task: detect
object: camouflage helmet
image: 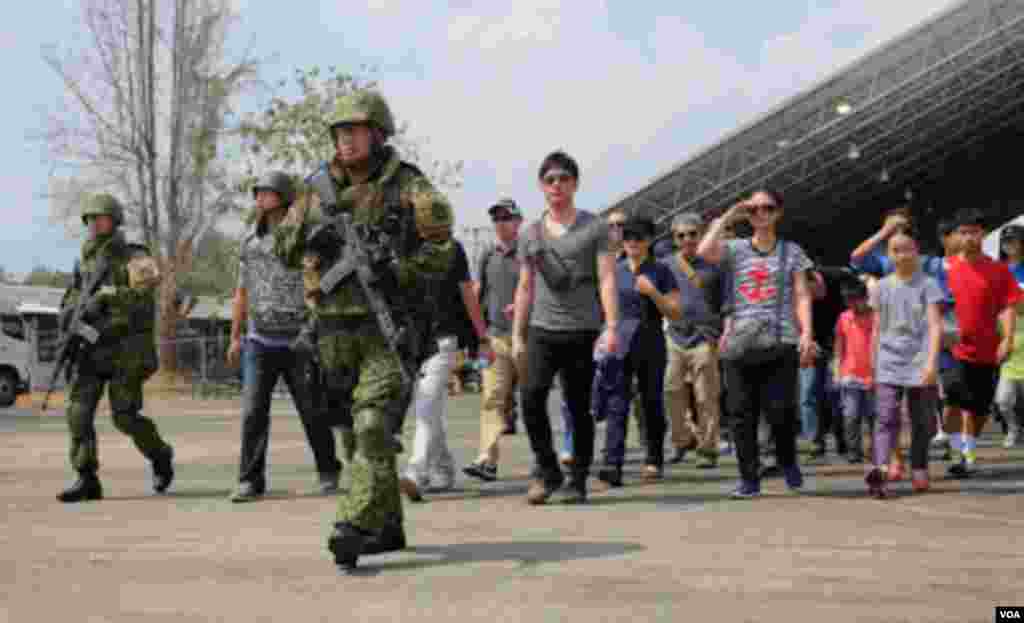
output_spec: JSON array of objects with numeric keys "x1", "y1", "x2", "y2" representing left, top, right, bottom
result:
[
  {"x1": 328, "y1": 90, "x2": 396, "y2": 139},
  {"x1": 81, "y1": 193, "x2": 124, "y2": 227},
  {"x1": 252, "y1": 170, "x2": 295, "y2": 207}
]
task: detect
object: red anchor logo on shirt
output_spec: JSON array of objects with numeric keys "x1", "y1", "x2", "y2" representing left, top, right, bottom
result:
[{"x1": 738, "y1": 261, "x2": 776, "y2": 303}]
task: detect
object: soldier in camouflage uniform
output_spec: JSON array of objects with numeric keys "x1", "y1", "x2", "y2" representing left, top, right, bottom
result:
[
  {"x1": 57, "y1": 194, "x2": 175, "y2": 503},
  {"x1": 273, "y1": 90, "x2": 454, "y2": 571}
]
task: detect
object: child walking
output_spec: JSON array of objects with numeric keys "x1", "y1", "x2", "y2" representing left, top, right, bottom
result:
[
  {"x1": 867, "y1": 231, "x2": 943, "y2": 497},
  {"x1": 834, "y1": 278, "x2": 876, "y2": 464}
]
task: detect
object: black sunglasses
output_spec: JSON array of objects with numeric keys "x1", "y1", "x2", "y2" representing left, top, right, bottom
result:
[
  {"x1": 622, "y1": 231, "x2": 650, "y2": 242},
  {"x1": 608, "y1": 222, "x2": 625, "y2": 229},
  {"x1": 674, "y1": 230, "x2": 700, "y2": 239},
  {"x1": 542, "y1": 173, "x2": 574, "y2": 186},
  {"x1": 747, "y1": 203, "x2": 778, "y2": 215}
]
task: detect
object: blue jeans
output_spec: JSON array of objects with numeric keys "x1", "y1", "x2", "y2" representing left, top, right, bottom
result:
[
  {"x1": 560, "y1": 398, "x2": 574, "y2": 457},
  {"x1": 238, "y1": 338, "x2": 340, "y2": 486},
  {"x1": 798, "y1": 363, "x2": 822, "y2": 440}
]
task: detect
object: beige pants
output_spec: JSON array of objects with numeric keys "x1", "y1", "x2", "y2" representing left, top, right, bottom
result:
[
  {"x1": 664, "y1": 339, "x2": 721, "y2": 454},
  {"x1": 478, "y1": 334, "x2": 524, "y2": 464}
]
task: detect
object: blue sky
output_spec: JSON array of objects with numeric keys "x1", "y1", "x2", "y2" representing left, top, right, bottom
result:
[{"x1": 1, "y1": 0, "x2": 958, "y2": 277}]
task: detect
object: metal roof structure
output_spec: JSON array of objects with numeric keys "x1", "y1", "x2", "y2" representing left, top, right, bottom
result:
[{"x1": 607, "y1": 0, "x2": 1024, "y2": 251}]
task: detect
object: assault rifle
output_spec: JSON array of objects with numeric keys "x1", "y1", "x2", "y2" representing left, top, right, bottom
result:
[
  {"x1": 303, "y1": 163, "x2": 419, "y2": 388},
  {"x1": 41, "y1": 255, "x2": 112, "y2": 412}
]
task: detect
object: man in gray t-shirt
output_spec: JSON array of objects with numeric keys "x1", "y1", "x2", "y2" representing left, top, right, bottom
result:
[{"x1": 511, "y1": 150, "x2": 619, "y2": 505}]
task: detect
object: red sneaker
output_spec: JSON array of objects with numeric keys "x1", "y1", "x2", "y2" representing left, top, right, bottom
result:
[
  {"x1": 887, "y1": 460, "x2": 905, "y2": 482},
  {"x1": 912, "y1": 469, "x2": 930, "y2": 493}
]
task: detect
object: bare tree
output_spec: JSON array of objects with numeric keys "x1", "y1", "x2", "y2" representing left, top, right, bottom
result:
[{"x1": 41, "y1": 0, "x2": 259, "y2": 372}]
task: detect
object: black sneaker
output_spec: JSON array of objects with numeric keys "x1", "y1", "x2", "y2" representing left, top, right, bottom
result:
[
  {"x1": 462, "y1": 461, "x2": 498, "y2": 482},
  {"x1": 597, "y1": 465, "x2": 623, "y2": 487},
  {"x1": 557, "y1": 475, "x2": 588, "y2": 504},
  {"x1": 947, "y1": 460, "x2": 971, "y2": 479}
]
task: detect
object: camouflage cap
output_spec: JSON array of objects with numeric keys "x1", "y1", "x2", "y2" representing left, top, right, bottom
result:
[
  {"x1": 328, "y1": 90, "x2": 396, "y2": 138},
  {"x1": 252, "y1": 170, "x2": 296, "y2": 207},
  {"x1": 81, "y1": 193, "x2": 124, "y2": 227}
]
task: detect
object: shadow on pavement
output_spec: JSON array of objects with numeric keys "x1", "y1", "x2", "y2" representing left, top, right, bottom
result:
[{"x1": 360, "y1": 540, "x2": 645, "y2": 574}]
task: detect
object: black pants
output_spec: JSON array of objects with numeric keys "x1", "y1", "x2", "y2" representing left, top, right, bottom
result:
[
  {"x1": 521, "y1": 327, "x2": 600, "y2": 479},
  {"x1": 603, "y1": 326, "x2": 667, "y2": 467},
  {"x1": 724, "y1": 348, "x2": 800, "y2": 483},
  {"x1": 812, "y1": 358, "x2": 848, "y2": 454},
  {"x1": 238, "y1": 339, "x2": 341, "y2": 487}
]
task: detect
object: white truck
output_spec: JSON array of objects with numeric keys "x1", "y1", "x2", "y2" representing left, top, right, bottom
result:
[{"x1": 0, "y1": 302, "x2": 62, "y2": 407}]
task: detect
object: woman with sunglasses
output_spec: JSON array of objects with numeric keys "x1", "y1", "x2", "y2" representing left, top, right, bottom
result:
[
  {"x1": 594, "y1": 217, "x2": 682, "y2": 486},
  {"x1": 698, "y1": 190, "x2": 815, "y2": 498}
]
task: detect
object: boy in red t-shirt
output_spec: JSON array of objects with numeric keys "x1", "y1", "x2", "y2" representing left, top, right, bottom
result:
[
  {"x1": 942, "y1": 209, "x2": 1023, "y2": 478},
  {"x1": 833, "y1": 278, "x2": 876, "y2": 464}
]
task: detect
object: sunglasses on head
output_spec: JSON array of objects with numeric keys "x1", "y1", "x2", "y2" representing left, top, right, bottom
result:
[
  {"x1": 542, "y1": 173, "x2": 574, "y2": 186},
  {"x1": 674, "y1": 230, "x2": 700, "y2": 239}
]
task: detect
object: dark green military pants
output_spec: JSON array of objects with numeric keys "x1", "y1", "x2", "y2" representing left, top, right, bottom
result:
[
  {"x1": 318, "y1": 318, "x2": 408, "y2": 531},
  {"x1": 65, "y1": 341, "x2": 169, "y2": 474}
]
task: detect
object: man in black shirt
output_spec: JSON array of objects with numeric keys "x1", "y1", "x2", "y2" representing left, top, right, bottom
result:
[
  {"x1": 400, "y1": 239, "x2": 489, "y2": 500},
  {"x1": 803, "y1": 265, "x2": 853, "y2": 460}
]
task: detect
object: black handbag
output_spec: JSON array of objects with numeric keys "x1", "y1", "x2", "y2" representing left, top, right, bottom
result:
[{"x1": 719, "y1": 240, "x2": 789, "y2": 365}]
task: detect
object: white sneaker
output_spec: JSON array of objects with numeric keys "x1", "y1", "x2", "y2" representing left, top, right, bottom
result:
[
  {"x1": 718, "y1": 440, "x2": 734, "y2": 456},
  {"x1": 931, "y1": 431, "x2": 950, "y2": 447},
  {"x1": 1004, "y1": 430, "x2": 1018, "y2": 449}
]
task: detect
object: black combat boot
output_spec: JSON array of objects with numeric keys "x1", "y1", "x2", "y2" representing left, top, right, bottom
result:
[
  {"x1": 152, "y1": 446, "x2": 175, "y2": 494},
  {"x1": 328, "y1": 522, "x2": 368, "y2": 573},
  {"x1": 57, "y1": 472, "x2": 104, "y2": 503},
  {"x1": 361, "y1": 518, "x2": 407, "y2": 555}
]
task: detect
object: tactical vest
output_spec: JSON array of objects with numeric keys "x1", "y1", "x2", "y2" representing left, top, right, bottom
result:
[{"x1": 311, "y1": 159, "x2": 430, "y2": 318}]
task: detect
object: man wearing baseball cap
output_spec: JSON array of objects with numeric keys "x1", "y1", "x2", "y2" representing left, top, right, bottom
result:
[{"x1": 465, "y1": 199, "x2": 525, "y2": 482}]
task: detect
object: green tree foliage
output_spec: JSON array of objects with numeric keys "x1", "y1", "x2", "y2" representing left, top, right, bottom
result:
[
  {"x1": 238, "y1": 66, "x2": 463, "y2": 191},
  {"x1": 178, "y1": 229, "x2": 240, "y2": 299}
]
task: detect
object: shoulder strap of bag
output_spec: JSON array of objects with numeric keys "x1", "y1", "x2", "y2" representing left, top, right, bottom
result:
[
  {"x1": 677, "y1": 255, "x2": 703, "y2": 289},
  {"x1": 775, "y1": 240, "x2": 788, "y2": 345}
]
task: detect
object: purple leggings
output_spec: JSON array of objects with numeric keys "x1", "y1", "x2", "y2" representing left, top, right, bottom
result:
[{"x1": 874, "y1": 384, "x2": 938, "y2": 470}]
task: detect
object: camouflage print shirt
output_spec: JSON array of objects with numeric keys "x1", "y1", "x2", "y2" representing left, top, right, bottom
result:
[
  {"x1": 238, "y1": 223, "x2": 306, "y2": 340},
  {"x1": 60, "y1": 231, "x2": 162, "y2": 376},
  {"x1": 273, "y1": 146, "x2": 455, "y2": 319}
]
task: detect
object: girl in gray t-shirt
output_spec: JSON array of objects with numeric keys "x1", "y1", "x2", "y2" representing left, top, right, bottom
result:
[{"x1": 866, "y1": 231, "x2": 942, "y2": 498}]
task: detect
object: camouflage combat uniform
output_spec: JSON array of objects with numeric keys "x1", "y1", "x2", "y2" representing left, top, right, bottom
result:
[
  {"x1": 274, "y1": 146, "x2": 454, "y2": 548},
  {"x1": 59, "y1": 194, "x2": 174, "y2": 502}
]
